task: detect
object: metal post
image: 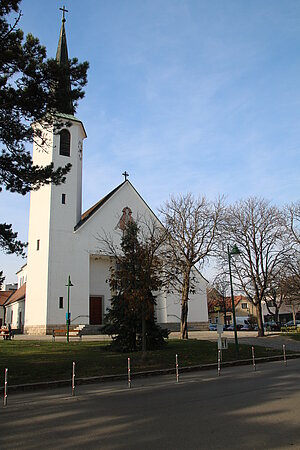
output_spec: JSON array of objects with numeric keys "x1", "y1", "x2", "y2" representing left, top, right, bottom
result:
[
  {"x1": 251, "y1": 346, "x2": 256, "y2": 371},
  {"x1": 72, "y1": 361, "x2": 75, "y2": 396},
  {"x1": 175, "y1": 354, "x2": 179, "y2": 383},
  {"x1": 3, "y1": 368, "x2": 8, "y2": 407},
  {"x1": 227, "y1": 245, "x2": 239, "y2": 358},
  {"x1": 66, "y1": 276, "x2": 73, "y2": 343},
  {"x1": 283, "y1": 344, "x2": 287, "y2": 367},
  {"x1": 217, "y1": 349, "x2": 221, "y2": 376},
  {"x1": 128, "y1": 357, "x2": 131, "y2": 388}
]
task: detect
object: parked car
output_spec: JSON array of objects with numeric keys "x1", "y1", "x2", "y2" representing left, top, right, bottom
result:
[
  {"x1": 226, "y1": 324, "x2": 243, "y2": 331},
  {"x1": 281, "y1": 320, "x2": 300, "y2": 328},
  {"x1": 240, "y1": 324, "x2": 253, "y2": 331}
]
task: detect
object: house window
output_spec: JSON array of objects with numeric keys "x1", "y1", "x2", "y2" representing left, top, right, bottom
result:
[
  {"x1": 62, "y1": 193, "x2": 66, "y2": 204},
  {"x1": 241, "y1": 303, "x2": 248, "y2": 309},
  {"x1": 59, "y1": 297, "x2": 64, "y2": 309},
  {"x1": 37, "y1": 239, "x2": 40, "y2": 251},
  {"x1": 59, "y1": 129, "x2": 71, "y2": 157}
]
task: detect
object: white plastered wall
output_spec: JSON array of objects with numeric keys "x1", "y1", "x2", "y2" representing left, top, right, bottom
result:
[
  {"x1": 75, "y1": 182, "x2": 209, "y2": 325},
  {"x1": 46, "y1": 120, "x2": 87, "y2": 327},
  {"x1": 25, "y1": 118, "x2": 87, "y2": 332},
  {"x1": 5, "y1": 300, "x2": 25, "y2": 329},
  {"x1": 89, "y1": 256, "x2": 111, "y2": 319},
  {"x1": 25, "y1": 124, "x2": 53, "y2": 331}
]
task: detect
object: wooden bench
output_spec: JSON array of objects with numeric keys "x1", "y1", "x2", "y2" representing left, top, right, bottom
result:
[
  {"x1": 0, "y1": 327, "x2": 13, "y2": 340},
  {"x1": 52, "y1": 329, "x2": 82, "y2": 341}
]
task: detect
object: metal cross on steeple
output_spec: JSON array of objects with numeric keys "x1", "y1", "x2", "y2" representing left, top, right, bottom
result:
[
  {"x1": 122, "y1": 171, "x2": 129, "y2": 181},
  {"x1": 60, "y1": 5, "x2": 68, "y2": 23}
]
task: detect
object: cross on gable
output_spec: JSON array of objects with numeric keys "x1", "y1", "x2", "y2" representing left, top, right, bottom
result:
[
  {"x1": 60, "y1": 5, "x2": 68, "y2": 22},
  {"x1": 122, "y1": 171, "x2": 129, "y2": 181}
]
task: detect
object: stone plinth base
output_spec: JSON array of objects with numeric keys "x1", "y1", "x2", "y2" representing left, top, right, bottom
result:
[
  {"x1": 24, "y1": 325, "x2": 47, "y2": 335},
  {"x1": 158, "y1": 321, "x2": 209, "y2": 332}
]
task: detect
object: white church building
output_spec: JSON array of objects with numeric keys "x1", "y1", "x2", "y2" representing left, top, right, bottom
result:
[{"x1": 6, "y1": 14, "x2": 209, "y2": 335}]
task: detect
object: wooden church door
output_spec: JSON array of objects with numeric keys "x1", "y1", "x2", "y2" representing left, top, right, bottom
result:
[{"x1": 89, "y1": 296, "x2": 103, "y2": 325}]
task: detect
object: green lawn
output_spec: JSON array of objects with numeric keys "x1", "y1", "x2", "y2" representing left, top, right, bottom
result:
[{"x1": 0, "y1": 339, "x2": 283, "y2": 386}]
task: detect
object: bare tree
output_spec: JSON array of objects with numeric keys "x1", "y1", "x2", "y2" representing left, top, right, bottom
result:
[
  {"x1": 160, "y1": 193, "x2": 224, "y2": 339},
  {"x1": 280, "y1": 264, "x2": 300, "y2": 324},
  {"x1": 208, "y1": 273, "x2": 231, "y2": 325},
  {"x1": 222, "y1": 197, "x2": 290, "y2": 336},
  {"x1": 285, "y1": 201, "x2": 300, "y2": 246},
  {"x1": 283, "y1": 202, "x2": 300, "y2": 304},
  {"x1": 264, "y1": 271, "x2": 292, "y2": 324}
]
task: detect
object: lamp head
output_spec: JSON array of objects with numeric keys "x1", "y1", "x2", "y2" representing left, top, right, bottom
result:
[{"x1": 230, "y1": 244, "x2": 241, "y2": 256}]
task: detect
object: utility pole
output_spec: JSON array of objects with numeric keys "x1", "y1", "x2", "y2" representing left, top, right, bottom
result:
[
  {"x1": 66, "y1": 275, "x2": 73, "y2": 343},
  {"x1": 227, "y1": 244, "x2": 240, "y2": 358}
]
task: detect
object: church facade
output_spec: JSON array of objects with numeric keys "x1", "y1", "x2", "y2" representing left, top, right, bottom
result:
[{"x1": 9, "y1": 14, "x2": 209, "y2": 335}]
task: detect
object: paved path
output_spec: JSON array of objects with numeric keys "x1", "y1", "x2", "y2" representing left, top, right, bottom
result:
[
  {"x1": 236, "y1": 334, "x2": 300, "y2": 352},
  {"x1": 171, "y1": 331, "x2": 300, "y2": 352},
  {"x1": 13, "y1": 330, "x2": 300, "y2": 352}
]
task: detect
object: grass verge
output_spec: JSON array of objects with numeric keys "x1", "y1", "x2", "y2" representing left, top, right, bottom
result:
[{"x1": 0, "y1": 339, "x2": 285, "y2": 386}]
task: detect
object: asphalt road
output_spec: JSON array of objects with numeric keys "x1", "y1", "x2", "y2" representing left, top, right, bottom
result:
[{"x1": 1, "y1": 359, "x2": 300, "y2": 450}]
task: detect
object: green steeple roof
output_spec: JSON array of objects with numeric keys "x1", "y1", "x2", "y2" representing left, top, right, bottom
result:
[
  {"x1": 55, "y1": 7, "x2": 74, "y2": 115},
  {"x1": 56, "y1": 17, "x2": 69, "y2": 65}
]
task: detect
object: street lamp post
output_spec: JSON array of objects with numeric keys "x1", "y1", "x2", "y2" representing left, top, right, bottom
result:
[
  {"x1": 227, "y1": 244, "x2": 240, "y2": 358},
  {"x1": 66, "y1": 275, "x2": 74, "y2": 343}
]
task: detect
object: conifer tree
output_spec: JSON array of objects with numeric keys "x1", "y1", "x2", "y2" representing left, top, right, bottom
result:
[
  {"x1": 103, "y1": 221, "x2": 168, "y2": 352},
  {"x1": 0, "y1": 0, "x2": 89, "y2": 272}
]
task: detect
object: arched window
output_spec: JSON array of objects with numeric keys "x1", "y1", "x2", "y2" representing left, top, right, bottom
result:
[{"x1": 59, "y1": 129, "x2": 71, "y2": 156}]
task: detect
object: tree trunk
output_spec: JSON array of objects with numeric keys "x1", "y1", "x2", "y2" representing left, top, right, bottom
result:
[
  {"x1": 181, "y1": 270, "x2": 190, "y2": 339},
  {"x1": 142, "y1": 309, "x2": 146, "y2": 359},
  {"x1": 292, "y1": 304, "x2": 296, "y2": 325},
  {"x1": 223, "y1": 303, "x2": 227, "y2": 325},
  {"x1": 275, "y1": 307, "x2": 279, "y2": 325},
  {"x1": 256, "y1": 302, "x2": 264, "y2": 337},
  {"x1": 181, "y1": 301, "x2": 189, "y2": 339}
]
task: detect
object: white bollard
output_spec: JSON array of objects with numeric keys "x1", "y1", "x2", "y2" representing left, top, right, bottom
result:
[
  {"x1": 175, "y1": 354, "x2": 179, "y2": 383},
  {"x1": 251, "y1": 346, "x2": 256, "y2": 371},
  {"x1": 3, "y1": 368, "x2": 8, "y2": 407},
  {"x1": 72, "y1": 361, "x2": 75, "y2": 396},
  {"x1": 128, "y1": 357, "x2": 131, "y2": 388},
  {"x1": 217, "y1": 349, "x2": 221, "y2": 376},
  {"x1": 283, "y1": 344, "x2": 287, "y2": 367}
]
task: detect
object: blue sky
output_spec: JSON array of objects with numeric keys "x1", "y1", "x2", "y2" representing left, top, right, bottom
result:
[{"x1": 1, "y1": 0, "x2": 300, "y2": 283}]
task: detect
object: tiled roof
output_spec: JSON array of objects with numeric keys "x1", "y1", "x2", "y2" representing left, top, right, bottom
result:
[
  {"x1": 16, "y1": 263, "x2": 27, "y2": 275},
  {"x1": 207, "y1": 294, "x2": 248, "y2": 313},
  {"x1": 4, "y1": 283, "x2": 26, "y2": 306},
  {"x1": 0, "y1": 291, "x2": 13, "y2": 306}
]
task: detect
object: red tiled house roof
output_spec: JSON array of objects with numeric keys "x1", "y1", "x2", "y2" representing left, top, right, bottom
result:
[
  {"x1": 0, "y1": 291, "x2": 12, "y2": 306},
  {"x1": 4, "y1": 283, "x2": 26, "y2": 306},
  {"x1": 207, "y1": 294, "x2": 248, "y2": 313}
]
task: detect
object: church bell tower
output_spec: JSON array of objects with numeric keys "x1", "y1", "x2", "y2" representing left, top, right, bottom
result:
[{"x1": 24, "y1": 9, "x2": 87, "y2": 334}]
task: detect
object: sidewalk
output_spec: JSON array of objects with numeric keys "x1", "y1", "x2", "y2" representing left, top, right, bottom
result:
[
  {"x1": 12, "y1": 330, "x2": 300, "y2": 352},
  {"x1": 12, "y1": 330, "x2": 259, "y2": 342},
  {"x1": 183, "y1": 330, "x2": 300, "y2": 352}
]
